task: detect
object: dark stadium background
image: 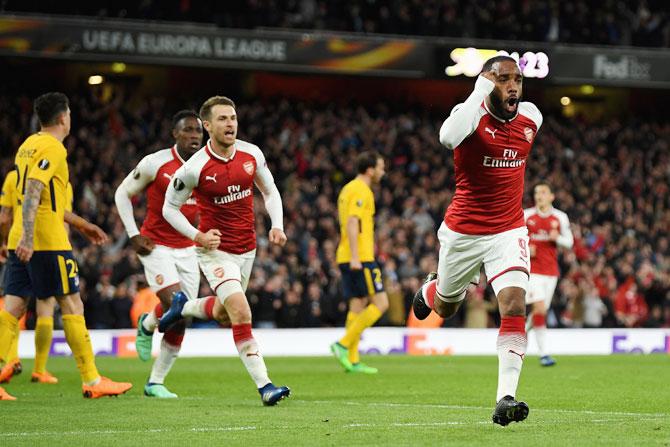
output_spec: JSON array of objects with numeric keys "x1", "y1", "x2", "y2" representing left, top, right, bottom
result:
[{"x1": 0, "y1": 1, "x2": 668, "y2": 333}]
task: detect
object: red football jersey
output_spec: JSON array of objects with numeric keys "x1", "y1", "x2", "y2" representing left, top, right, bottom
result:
[
  {"x1": 118, "y1": 146, "x2": 198, "y2": 249},
  {"x1": 524, "y1": 207, "x2": 573, "y2": 276},
  {"x1": 439, "y1": 77, "x2": 543, "y2": 236},
  {"x1": 168, "y1": 139, "x2": 276, "y2": 254}
]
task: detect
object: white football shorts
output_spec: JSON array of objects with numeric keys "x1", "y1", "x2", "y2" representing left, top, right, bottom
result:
[
  {"x1": 526, "y1": 273, "x2": 558, "y2": 306},
  {"x1": 138, "y1": 245, "x2": 200, "y2": 300},
  {"x1": 196, "y1": 247, "x2": 256, "y2": 301},
  {"x1": 435, "y1": 222, "x2": 530, "y2": 302}
]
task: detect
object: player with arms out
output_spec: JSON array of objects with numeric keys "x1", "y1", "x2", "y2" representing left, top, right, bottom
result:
[
  {"x1": 160, "y1": 96, "x2": 290, "y2": 406},
  {"x1": 412, "y1": 56, "x2": 543, "y2": 425},
  {"x1": 0, "y1": 172, "x2": 77, "y2": 385},
  {"x1": 115, "y1": 110, "x2": 211, "y2": 398},
  {"x1": 329, "y1": 151, "x2": 389, "y2": 374},
  {"x1": 0, "y1": 92, "x2": 131, "y2": 400},
  {"x1": 524, "y1": 182, "x2": 573, "y2": 367}
]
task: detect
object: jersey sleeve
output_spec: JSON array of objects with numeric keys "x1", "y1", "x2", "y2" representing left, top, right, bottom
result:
[
  {"x1": 163, "y1": 163, "x2": 200, "y2": 240},
  {"x1": 439, "y1": 76, "x2": 494, "y2": 150},
  {"x1": 346, "y1": 186, "x2": 369, "y2": 219},
  {"x1": 0, "y1": 171, "x2": 17, "y2": 208},
  {"x1": 556, "y1": 211, "x2": 573, "y2": 249},
  {"x1": 27, "y1": 143, "x2": 64, "y2": 186},
  {"x1": 253, "y1": 150, "x2": 284, "y2": 231},
  {"x1": 519, "y1": 102, "x2": 543, "y2": 130},
  {"x1": 523, "y1": 208, "x2": 534, "y2": 222},
  {"x1": 114, "y1": 155, "x2": 159, "y2": 238}
]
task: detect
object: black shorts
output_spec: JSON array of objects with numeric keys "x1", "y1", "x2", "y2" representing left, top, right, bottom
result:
[
  {"x1": 4, "y1": 250, "x2": 80, "y2": 299},
  {"x1": 339, "y1": 261, "x2": 385, "y2": 300}
]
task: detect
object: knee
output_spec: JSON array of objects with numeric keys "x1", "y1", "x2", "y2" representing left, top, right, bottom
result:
[
  {"x1": 373, "y1": 293, "x2": 389, "y2": 313},
  {"x1": 224, "y1": 294, "x2": 252, "y2": 324},
  {"x1": 498, "y1": 288, "x2": 526, "y2": 317}
]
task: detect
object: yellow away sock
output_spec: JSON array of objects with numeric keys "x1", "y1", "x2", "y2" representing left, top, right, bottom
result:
[
  {"x1": 345, "y1": 311, "x2": 361, "y2": 364},
  {"x1": 8, "y1": 327, "x2": 19, "y2": 362},
  {"x1": 0, "y1": 309, "x2": 19, "y2": 363},
  {"x1": 339, "y1": 304, "x2": 383, "y2": 351},
  {"x1": 33, "y1": 316, "x2": 54, "y2": 374},
  {"x1": 62, "y1": 314, "x2": 99, "y2": 383}
]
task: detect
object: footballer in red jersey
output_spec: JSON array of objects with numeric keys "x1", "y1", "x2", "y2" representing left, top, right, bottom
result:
[
  {"x1": 413, "y1": 56, "x2": 542, "y2": 426},
  {"x1": 524, "y1": 182, "x2": 573, "y2": 367}
]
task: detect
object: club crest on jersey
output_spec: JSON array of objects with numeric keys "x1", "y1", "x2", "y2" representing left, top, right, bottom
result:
[
  {"x1": 524, "y1": 127, "x2": 534, "y2": 143},
  {"x1": 213, "y1": 267, "x2": 225, "y2": 278},
  {"x1": 38, "y1": 159, "x2": 50, "y2": 170},
  {"x1": 155, "y1": 274, "x2": 164, "y2": 285},
  {"x1": 243, "y1": 161, "x2": 255, "y2": 176}
]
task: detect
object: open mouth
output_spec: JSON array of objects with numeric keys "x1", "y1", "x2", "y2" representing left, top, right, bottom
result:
[
  {"x1": 505, "y1": 97, "x2": 518, "y2": 112},
  {"x1": 189, "y1": 141, "x2": 200, "y2": 148}
]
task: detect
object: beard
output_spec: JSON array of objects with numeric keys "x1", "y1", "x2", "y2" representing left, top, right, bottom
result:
[{"x1": 489, "y1": 91, "x2": 518, "y2": 120}]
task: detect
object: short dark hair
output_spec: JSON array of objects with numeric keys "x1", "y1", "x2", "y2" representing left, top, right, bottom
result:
[
  {"x1": 481, "y1": 55, "x2": 518, "y2": 73},
  {"x1": 356, "y1": 151, "x2": 382, "y2": 174},
  {"x1": 34, "y1": 92, "x2": 69, "y2": 126},
  {"x1": 199, "y1": 96, "x2": 236, "y2": 121},
  {"x1": 534, "y1": 181, "x2": 553, "y2": 192},
  {"x1": 172, "y1": 109, "x2": 199, "y2": 129}
]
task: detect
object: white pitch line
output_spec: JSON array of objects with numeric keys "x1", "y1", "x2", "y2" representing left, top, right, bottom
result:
[
  {"x1": 297, "y1": 400, "x2": 669, "y2": 419},
  {"x1": 0, "y1": 426, "x2": 257, "y2": 438}
]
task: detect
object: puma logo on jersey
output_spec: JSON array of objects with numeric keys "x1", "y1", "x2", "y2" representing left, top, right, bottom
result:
[
  {"x1": 508, "y1": 349, "x2": 525, "y2": 360},
  {"x1": 485, "y1": 127, "x2": 497, "y2": 139},
  {"x1": 205, "y1": 173, "x2": 218, "y2": 183},
  {"x1": 163, "y1": 173, "x2": 173, "y2": 180},
  {"x1": 246, "y1": 351, "x2": 260, "y2": 358}
]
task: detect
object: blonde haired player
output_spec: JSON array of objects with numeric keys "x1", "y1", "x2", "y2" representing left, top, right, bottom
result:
[
  {"x1": 330, "y1": 151, "x2": 388, "y2": 374},
  {"x1": 524, "y1": 182, "x2": 573, "y2": 366}
]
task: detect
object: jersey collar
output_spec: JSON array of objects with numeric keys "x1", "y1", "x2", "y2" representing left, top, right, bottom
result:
[
  {"x1": 535, "y1": 206, "x2": 554, "y2": 218},
  {"x1": 205, "y1": 139, "x2": 236, "y2": 162},
  {"x1": 171, "y1": 145, "x2": 185, "y2": 164}
]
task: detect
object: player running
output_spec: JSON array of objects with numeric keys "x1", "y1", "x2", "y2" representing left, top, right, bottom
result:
[
  {"x1": 0, "y1": 92, "x2": 132, "y2": 400},
  {"x1": 329, "y1": 151, "x2": 389, "y2": 374},
  {"x1": 412, "y1": 56, "x2": 543, "y2": 425},
  {"x1": 524, "y1": 182, "x2": 573, "y2": 367},
  {"x1": 114, "y1": 110, "x2": 207, "y2": 398},
  {"x1": 0, "y1": 172, "x2": 77, "y2": 385},
  {"x1": 160, "y1": 96, "x2": 290, "y2": 406}
]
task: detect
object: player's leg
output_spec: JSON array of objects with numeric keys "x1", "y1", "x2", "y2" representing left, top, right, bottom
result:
[
  {"x1": 413, "y1": 223, "x2": 482, "y2": 319},
  {"x1": 31, "y1": 297, "x2": 58, "y2": 383},
  {"x1": 485, "y1": 227, "x2": 531, "y2": 426},
  {"x1": 528, "y1": 274, "x2": 557, "y2": 366},
  {"x1": 201, "y1": 248, "x2": 288, "y2": 405},
  {"x1": 0, "y1": 295, "x2": 27, "y2": 385}
]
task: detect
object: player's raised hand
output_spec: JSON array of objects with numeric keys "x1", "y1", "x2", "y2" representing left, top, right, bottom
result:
[
  {"x1": 195, "y1": 229, "x2": 221, "y2": 250},
  {"x1": 130, "y1": 234, "x2": 155, "y2": 255},
  {"x1": 481, "y1": 70, "x2": 497, "y2": 83},
  {"x1": 269, "y1": 228, "x2": 287, "y2": 247},
  {"x1": 16, "y1": 235, "x2": 34, "y2": 263}
]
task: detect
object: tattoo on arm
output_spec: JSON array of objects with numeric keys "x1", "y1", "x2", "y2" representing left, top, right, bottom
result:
[{"x1": 22, "y1": 179, "x2": 45, "y2": 245}]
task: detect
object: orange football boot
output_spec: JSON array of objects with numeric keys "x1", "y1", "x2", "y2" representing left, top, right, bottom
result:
[
  {"x1": 0, "y1": 359, "x2": 22, "y2": 384},
  {"x1": 82, "y1": 377, "x2": 132, "y2": 398},
  {"x1": 0, "y1": 386, "x2": 16, "y2": 401},
  {"x1": 31, "y1": 371, "x2": 59, "y2": 384}
]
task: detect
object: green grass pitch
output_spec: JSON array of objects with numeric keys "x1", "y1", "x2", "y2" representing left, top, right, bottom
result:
[{"x1": 1, "y1": 355, "x2": 668, "y2": 446}]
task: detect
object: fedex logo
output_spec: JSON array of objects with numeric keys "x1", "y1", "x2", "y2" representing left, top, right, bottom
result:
[
  {"x1": 612, "y1": 334, "x2": 670, "y2": 354},
  {"x1": 50, "y1": 335, "x2": 137, "y2": 358}
]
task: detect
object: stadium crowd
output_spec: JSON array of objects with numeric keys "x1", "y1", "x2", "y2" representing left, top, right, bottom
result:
[
  {"x1": 3, "y1": 0, "x2": 669, "y2": 47},
  {"x1": 0, "y1": 90, "x2": 668, "y2": 330}
]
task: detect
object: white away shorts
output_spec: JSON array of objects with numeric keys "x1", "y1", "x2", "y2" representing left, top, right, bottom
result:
[
  {"x1": 436, "y1": 223, "x2": 530, "y2": 301},
  {"x1": 526, "y1": 273, "x2": 558, "y2": 306},
  {"x1": 196, "y1": 248, "x2": 256, "y2": 301},
  {"x1": 138, "y1": 245, "x2": 200, "y2": 300}
]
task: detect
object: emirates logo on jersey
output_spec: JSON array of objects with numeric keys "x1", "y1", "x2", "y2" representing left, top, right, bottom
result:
[
  {"x1": 243, "y1": 161, "x2": 254, "y2": 175},
  {"x1": 524, "y1": 127, "x2": 534, "y2": 143}
]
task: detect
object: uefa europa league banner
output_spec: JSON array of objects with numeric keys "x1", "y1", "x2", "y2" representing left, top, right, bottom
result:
[{"x1": 0, "y1": 15, "x2": 433, "y2": 77}]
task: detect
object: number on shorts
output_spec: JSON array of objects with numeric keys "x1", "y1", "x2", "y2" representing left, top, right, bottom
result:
[
  {"x1": 372, "y1": 268, "x2": 382, "y2": 287},
  {"x1": 518, "y1": 238, "x2": 528, "y2": 258},
  {"x1": 66, "y1": 259, "x2": 79, "y2": 278}
]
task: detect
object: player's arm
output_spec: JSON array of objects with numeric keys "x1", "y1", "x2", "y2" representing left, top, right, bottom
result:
[
  {"x1": 63, "y1": 211, "x2": 108, "y2": 245},
  {"x1": 555, "y1": 212, "x2": 574, "y2": 249},
  {"x1": 114, "y1": 157, "x2": 157, "y2": 255},
  {"x1": 16, "y1": 178, "x2": 45, "y2": 262},
  {"x1": 162, "y1": 166, "x2": 220, "y2": 249},
  {"x1": 0, "y1": 206, "x2": 12, "y2": 262},
  {"x1": 346, "y1": 215, "x2": 362, "y2": 269},
  {"x1": 439, "y1": 76, "x2": 495, "y2": 149},
  {"x1": 254, "y1": 163, "x2": 286, "y2": 247}
]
